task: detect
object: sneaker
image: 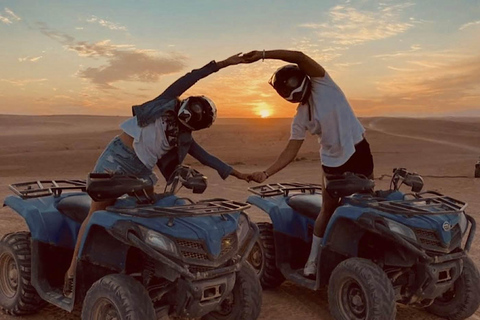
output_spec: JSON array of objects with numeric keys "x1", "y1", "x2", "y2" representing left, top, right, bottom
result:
[{"x1": 303, "y1": 260, "x2": 317, "y2": 277}]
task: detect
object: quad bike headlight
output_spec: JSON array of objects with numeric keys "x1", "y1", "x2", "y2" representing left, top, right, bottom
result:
[
  {"x1": 458, "y1": 212, "x2": 468, "y2": 234},
  {"x1": 236, "y1": 213, "x2": 250, "y2": 245},
  {"x1": 384, "y1": 218, "x2": 417, "y2": 241},
  {"x1": 144, "y1": 229, "x2": 179, "y2": 256}
]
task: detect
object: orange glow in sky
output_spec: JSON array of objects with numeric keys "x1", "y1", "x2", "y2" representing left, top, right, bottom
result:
[{"x1": 0, "y1": 2, "x2": 479, "y2": 117}]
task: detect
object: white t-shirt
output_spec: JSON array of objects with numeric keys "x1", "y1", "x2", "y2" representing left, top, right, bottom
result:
[
  {"x1": 120, "y1": 116, "x2": 174, "y2": 171},
  {"x1": 290, "y1": 72, "x2": 365, "y2": 167}
]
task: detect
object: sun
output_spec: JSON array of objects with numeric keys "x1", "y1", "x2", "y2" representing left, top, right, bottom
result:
[
  {"x1": 254, "y1": 102, "x2": 273, "y2": 118},
  {"x1": 259, "y1": 109, "x2": 271, "y2": 118}
]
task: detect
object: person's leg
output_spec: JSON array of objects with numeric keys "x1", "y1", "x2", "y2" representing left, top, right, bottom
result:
[
  {"x1": 304, "y1": 173, "x2": 340, "y2": 276},
  {"x1": 64, "y1": 199, "x2": 114, "y2": 296}
]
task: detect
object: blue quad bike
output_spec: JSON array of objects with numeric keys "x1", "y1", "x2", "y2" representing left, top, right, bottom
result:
[
  {"x1": 0, "y1": 165, "x2": 262, "y2": 320},
  {"x1": 246, "y1": 168, "x2": 480, "y2": 320}
]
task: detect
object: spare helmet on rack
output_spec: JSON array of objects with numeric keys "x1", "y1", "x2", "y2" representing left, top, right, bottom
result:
[
  {"x1": 177, "y1": 95, "x2": 217, "y2": 131},
  {"x1": 269, "y1": 64, "x2": 311, "y2": 103}
]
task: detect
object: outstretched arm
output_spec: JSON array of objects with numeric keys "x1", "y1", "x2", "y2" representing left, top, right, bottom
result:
[
  {"x1": 188, "y1": 139, "x2": 250, "y2": 182},
  {"x1": 250, "y1": 139, "x2": 304, "y2": 183},
  {"x1": 242, "y1": 50, "x2": 325, "y2": 78},
  {"x1": 160, "y1": 53, "x2": 245, "y2": 100}
]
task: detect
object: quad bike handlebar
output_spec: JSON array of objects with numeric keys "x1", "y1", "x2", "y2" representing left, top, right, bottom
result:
[{"x1": 87, "y1": 165, "x2": 207, "y2": 202}]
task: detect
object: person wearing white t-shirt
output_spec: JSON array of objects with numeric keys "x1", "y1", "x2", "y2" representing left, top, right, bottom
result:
[{"x1": 242, "y1": 50, "x2": 374, "y2": 277}]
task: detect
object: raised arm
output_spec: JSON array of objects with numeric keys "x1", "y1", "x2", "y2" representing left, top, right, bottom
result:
[
  {"x1": 159, "y1": 53, "x2": 245, "y2": 100},
  {"x1": 242, "y1": 50, "x2": 325, "y2": 78}
]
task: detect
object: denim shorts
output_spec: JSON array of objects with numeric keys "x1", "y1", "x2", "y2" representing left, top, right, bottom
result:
[{"x1": 93, "y1": 136, "x2": 158, "y2": 185}]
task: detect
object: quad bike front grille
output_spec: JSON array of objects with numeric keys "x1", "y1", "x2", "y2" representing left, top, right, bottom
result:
[
  {"x1": 177, "y1": 239, "x2": 204, "y2": 250},
  {"x1": 181, "y1": 251, "x2": 209, "y2": 260},
  {"x1": 415, "y1": 225, "x2": 462, "y2": 253}
]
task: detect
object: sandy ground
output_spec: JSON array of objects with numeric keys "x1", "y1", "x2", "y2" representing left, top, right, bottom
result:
[{"x1": 0, "y1": 115, "x2": 479, "y2": 319}]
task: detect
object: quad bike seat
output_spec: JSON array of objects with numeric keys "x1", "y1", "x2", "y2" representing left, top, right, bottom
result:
[
  {"x1": 286, "y1": 194, "x2": 322, "y2": 220},
  {"x1": 57, "y1": 194, "x2": 92, "y2": 223}
]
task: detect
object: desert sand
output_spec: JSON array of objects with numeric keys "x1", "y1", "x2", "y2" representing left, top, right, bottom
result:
[{"x1": 0, "y1": 115, "x2": 479, "y2": 320}]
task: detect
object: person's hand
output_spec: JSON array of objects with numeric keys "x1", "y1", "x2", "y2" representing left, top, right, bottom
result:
[
  {"x1": 230, "y1": 169, "x2": 251, "y2": 182},
  {"x1": 224, "y1": 52, "x2": 245, "y2": 66},
  {"x1": 241, "y1": 50, "x2": 263, "y2": 64},
  {"x1": 250, "y1": 171, "x2": 267, "y2": 183},
  {"x1": 237, "y1": 172, "x2": 252, "y2": 182}
]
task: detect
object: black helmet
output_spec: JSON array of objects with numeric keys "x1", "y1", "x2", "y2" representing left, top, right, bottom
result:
[
  {"x1": 269, "y1": 64, "x2": 311, "y2": 103},
  {"x1": 178, "y1": 96, "x2": 217, "y2": 130}
]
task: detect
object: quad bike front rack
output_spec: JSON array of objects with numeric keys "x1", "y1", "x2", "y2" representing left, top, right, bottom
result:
[
  {"x1": 9, "y1": 180, "x2": 87, "y2": 199},
  {"x1": 248, "y1": 183, "x2": 322, "y2": 198},
  {"x1": 109, "y1": 198, "x2": 250, "y2": 219}
]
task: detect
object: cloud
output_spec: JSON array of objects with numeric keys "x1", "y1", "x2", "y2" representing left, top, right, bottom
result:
[
  {"x1": 18, "y1": 56, "x2": 43, "y2": 62},
  {"x1": 86, "y1": 15, "x2": 127, "y2": 31},
  {"x1": 0, "y1": 7, "x2": 20, "y2": 25},
  {"x1": 300, "y1": 3, "x2": 416, "y2": 46},
  {"x1": 1, "y1": 78, "x2": 48, "y2": 86},
  {"x1": 36, "y1": 23, "x2": 187, "y2": 90},
  {"x1": 459, "y1": 20, "x2": 480, "y2": 31},
  {"x1": 358, "y1": 55, "x2": 480, "y2": 115}
]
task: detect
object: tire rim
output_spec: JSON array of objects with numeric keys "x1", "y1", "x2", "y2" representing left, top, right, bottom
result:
[
  {"x1": 339, "y1": 279, "x2": 367, "y2": 319},
  {"x1": 248, "y1": 242, "x2": 263, "y2": 273},
  {"x1": 216, "y1": 292, "x2": 234, "y2": 316},
  {"x1": 0, "y1": 253, "x2": 19, "y2": 299},
  {"x1": 92, "y1": 297, "x2": 120, "y2": 320}
]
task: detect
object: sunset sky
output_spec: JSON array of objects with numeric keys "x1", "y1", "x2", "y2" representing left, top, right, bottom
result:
[{"x1": 1, "y1": 1, "x2": 479, "y2": 118}]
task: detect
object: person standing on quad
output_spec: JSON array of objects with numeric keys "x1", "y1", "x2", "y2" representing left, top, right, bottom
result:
[
  {"x1": 63, "y1": 53, "x2": 251, "y2": 296},
  {"x1": 242, "y1": 49, "x2": 374, "y2": 277}
]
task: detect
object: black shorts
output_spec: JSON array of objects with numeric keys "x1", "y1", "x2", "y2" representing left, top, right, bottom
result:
[{"x1": 322, "y1": 139, "x2": 374, "y2": 177}]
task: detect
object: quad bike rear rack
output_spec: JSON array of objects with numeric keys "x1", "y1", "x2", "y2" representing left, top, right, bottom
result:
[
  {"x1": 248, "y1": 183, "x2": 322, "y2": 197},
  {"x1": 9, "y1": 180, "x2": 87, "y2": 199},
  {"x1": 109, "y1": 198, "x2": 251, "y2": 219}
]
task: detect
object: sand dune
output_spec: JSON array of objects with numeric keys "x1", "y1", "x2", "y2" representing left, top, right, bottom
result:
[{"x1": 0, "y1": 115, "x2": 479, "y2": 320}]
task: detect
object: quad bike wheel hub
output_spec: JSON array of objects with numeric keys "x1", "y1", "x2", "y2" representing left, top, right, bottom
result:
[
  {"x1": 248, "y1": 243, "x2": 263, "y2": 271},
  {"x1": 0, "y1": 253, "x2": 18, "y2": 298},
  {"x1": 341, "y1": 279, "x2": 367, "y2": 319},
  {"x1": 92, "y1": 297, "x2": 120, "y2": 320}
]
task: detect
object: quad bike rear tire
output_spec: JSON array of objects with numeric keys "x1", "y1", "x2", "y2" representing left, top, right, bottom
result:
[
  {"x1": 203, "y1": 262, "x2": 262, "y2": 320},
  {"x1": 82, "y1": 273, "x2": 156, "y2": 320},
  {"x1": 0, "y1": 232, "x2": 44, "y2": 315},
  {"x1": 248, "y1": 222, "x2": 285, "y2": 289},
  {"x1": 328, "y1": 257, "x2": 396, "y2": 320},
  {"x1": 425, "y1": 256, "x2": 480, "y2": 320}
]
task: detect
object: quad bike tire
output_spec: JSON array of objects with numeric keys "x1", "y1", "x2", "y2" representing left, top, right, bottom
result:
[
  {"x1": 82, "y1": 273, "x2": 156, "y2": 320},
  {"x1": 248, "y1": 222, "x2": 285, "y2": 289},
  {"x1": 328, "y1": 257, "x2": 396, "y2": 320},
  {"x1": 0, "y1": 232, "x2": 44, "y2": 315},
  {"x1": 203, "y1": 262, "x2": 262, "y2": 320},
  {"x1": 426, "y1": 256, "x2": 480, "y2": 320}
]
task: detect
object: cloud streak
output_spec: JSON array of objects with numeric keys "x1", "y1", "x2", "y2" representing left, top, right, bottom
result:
[
  {"x1": 1, "y1": 7, "x2": 21, "y2": 24},
  {"x1": 86, "y1": 15, "x2": 127, "y2": 31},
  {"x1": 18, "y1": 56, "x2": 43, "y2": 62},
  {"x1": 459, "y1": 20, "x2": 480, "y2": 30},
  {"x1": 300, "y1": 3, "x2": 416, "y2": 45},
  {"x1": 37, "y1": 23, "x2": 187, "y2": 90},
  {"x1": 1, "y1": 78, "x2": 48, "y2": 86}
]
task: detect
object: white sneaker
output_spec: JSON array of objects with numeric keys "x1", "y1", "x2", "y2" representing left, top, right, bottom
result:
[{"x1": 303, "y1": 260, "x2": 317, "y2": 277}]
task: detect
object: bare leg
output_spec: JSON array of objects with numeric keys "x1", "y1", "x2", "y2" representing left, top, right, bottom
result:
[
  {"x1": 65, "y1": 200, "x2": 114, "y2": 284},
  {"x1": 314, "y1": 174, "x2": 340, "y2": 237}
]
